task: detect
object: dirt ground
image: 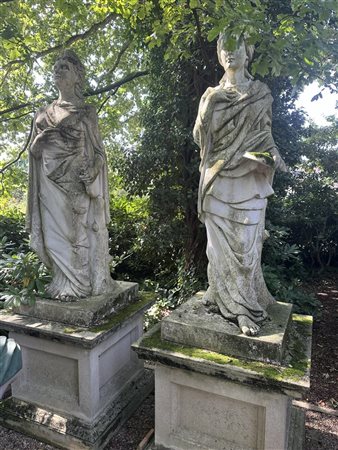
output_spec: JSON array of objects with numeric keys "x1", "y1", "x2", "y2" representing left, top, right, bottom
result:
[
  {"x1": 304, "y1": 273, "x2": 338, "y2": 449},
  {"x1": 0, "y1": 275, "x2": 337, "y2": 449}
]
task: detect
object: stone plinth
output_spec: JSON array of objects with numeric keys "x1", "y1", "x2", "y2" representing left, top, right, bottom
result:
[
  {"x1": 161, "y1": 293, "x2": 293, "y2": 364},
  {"x1": 0, "y1": 288, "x2": 154, "y2": 450},
  {"x1": 14, "y1": 280, "x2": 138, "y2": 327},
  {"x1": 132, "y1": 312, "x2": 312, "y2": 450}
]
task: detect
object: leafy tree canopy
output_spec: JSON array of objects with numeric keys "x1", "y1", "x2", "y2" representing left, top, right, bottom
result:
[
  {"x1": 143, "y1": 0, "x2": 337, "y2": 88},
  {"x1": 0, "y1": 0, "x2": 337, "y2": 119}
]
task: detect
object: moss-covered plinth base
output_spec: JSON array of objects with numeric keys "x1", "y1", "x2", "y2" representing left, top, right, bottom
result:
[
  {"x1": 161, "y1": 293, "x2": 293, "y2": 364},
  {"x1": 133, "y1": 313, "x2": 312, "y2": 450},
  {"x1": 133, "y1": 313, "x2": 312, "y2": 397}
]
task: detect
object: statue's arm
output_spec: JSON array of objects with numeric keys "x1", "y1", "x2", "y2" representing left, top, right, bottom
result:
[
  {"x1": 261, "y1": 107, "x2": 287, "y2": 172},
  {"x1": 29, "y1": 108, "x2": 45, "y2": 159},
  {"x1": 193, "y1": 87, "x2": 217, "y2": 147},
  {"x1": 80, "y1": 106, "x2": 105, "y2": 185}
]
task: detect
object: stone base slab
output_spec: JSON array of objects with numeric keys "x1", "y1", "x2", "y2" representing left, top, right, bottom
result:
[
  {"x1": 13, "y1": 280, "x2": 138, "y2": 327},
  {"x1": 161, "y1": 293, "x2": 293, "y2": 364},
  {"x1": 0, "y1": 369, "x2": 153, "y2": 450},
  {"x1": 0, "y1": 293, "x2": 153, "y2": 350}
]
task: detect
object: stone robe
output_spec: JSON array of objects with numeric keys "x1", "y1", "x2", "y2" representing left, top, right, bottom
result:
[
  {"x1": 26, "y1": 101, "x2": 113, "y2": 299},
  {"x1": 193, "y1": 80, "x2": 276, "y2": 323}
]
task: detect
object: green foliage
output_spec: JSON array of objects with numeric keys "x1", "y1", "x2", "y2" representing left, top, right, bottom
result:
[
  {"x1": 267, "y1": 117, "x2": 338, "y2": 271},
  {"x1": 268, "y1": 76, "x2": 305, "y2": 167},
  {"x1": 136, "y1": 0, "x2": 338, "y2": 89},
  {"x1": 108, "y1": 171, "x2": 151, "y2": 278},
  {"x1": 0, "y1": 203, "x2": 50, "y2": 308},
  {"x1": 0, "y1": 213, "x2": 27, "y2": 252},
  {"x1": 283, "y1": 120, "x2": 338, "y2": 270},
  {"x1": 262, "y1": 224, "x2": 320, "y2": 315},
  {"x1": 144, "y1": 260, "x2": 202, "y2": 330},
  {"x1": 0, "y1": 236, "x2": 50, "y2": 308}
]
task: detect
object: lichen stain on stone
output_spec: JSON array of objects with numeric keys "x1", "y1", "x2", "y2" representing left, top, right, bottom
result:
[{"x1": 63, "y1": 327, "x2": 84, "y2": 334}]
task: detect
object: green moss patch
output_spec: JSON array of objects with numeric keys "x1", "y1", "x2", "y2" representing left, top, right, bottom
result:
[
  {"x1": 292, "y1": 314, "x2": 313, "y2": 325},
  {"x1": 89, "y1": 292, "x2": 154, "y2": 333},
  {"x1": 142, "y1": 318, "x2": 310, "y2": 383},
  {"x1": 63, "y1": 327, "x2": 84, "y2": 334},
  {"x1": 247, "y1": 151, "x2": 274, "y2": 166},
  {"x1": 292, "y1": 314, "x2": 313, "y2": 337}
]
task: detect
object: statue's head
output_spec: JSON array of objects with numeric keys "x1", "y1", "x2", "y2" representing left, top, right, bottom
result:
[
  {"x1": 217, "y1": 33, "x2": 254, "y2": 80},
  {"x1": 53, "y1": 49, "x2": 86, "y2": 98}
]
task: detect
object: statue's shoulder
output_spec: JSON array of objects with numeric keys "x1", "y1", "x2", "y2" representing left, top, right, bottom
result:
[
  {"x1": 252, "y1": 80, "x2": 271, "y2": 95},
  {"x1": 34, "y1": 104, "x2": 48, "y2": 117},
  {"x1": 84, "y1": 103, "x2": 98, "y2": 115},
  {"x1": 205, "y1": 85, "x2": 220, "y2": 95},
  {"x1": 83, "y1": 103, "x2": 99, "y2": 121},
  {"x1": 200, "y1": 85, "x2": 220, "y2": 104}
]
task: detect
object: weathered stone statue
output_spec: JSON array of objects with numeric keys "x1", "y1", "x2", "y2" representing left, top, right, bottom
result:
[
  {"x1": 193, "y1": 34, "x2": 286, "y2": 336},
  {"x1": 26, "y1": 49, "x2": 114, "y2": 301}
]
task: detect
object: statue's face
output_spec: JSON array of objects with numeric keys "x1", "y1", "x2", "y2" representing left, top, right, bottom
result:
[
  {"x1": 53, "y1": 58, "x2": 78, "y2": 90},
  {"x1": 219, "y1": 42, "x2": 247, "y2": 72}
]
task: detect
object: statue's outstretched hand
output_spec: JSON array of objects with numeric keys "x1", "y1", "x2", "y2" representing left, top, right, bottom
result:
[{"x1": 271, "y1": 148, "x2": 287, "y2": 172}]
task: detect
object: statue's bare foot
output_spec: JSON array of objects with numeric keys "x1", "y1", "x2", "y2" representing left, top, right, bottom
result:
[
  {"x1": 59, "y1": 294, "x2": 77, "y2": 303},
  {"x1": 202, "y1": 288, "x2": 220, "y2": 314},
  {"x1": 202, "y1": 287, "x2": 214, "y2": 305},
  {"x1": 238, "y1": 315, "x2": 260, "y2": 336}
]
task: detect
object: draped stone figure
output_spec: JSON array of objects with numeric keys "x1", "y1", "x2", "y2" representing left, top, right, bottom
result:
[
  {"x1": 26, "y1": 50, "x2": 114, "y2": 301},
  {"x1": 193, "y1": 35, "x2": 286, "y2": 336}
]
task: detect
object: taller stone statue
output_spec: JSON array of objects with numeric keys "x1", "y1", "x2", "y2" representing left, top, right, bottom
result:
[
  {"x1": 26, "y1": 49, "x2": 114, "y2": 301},
  {"x1": 193, "y1": 34, "x2": 286, "y2": 336}
]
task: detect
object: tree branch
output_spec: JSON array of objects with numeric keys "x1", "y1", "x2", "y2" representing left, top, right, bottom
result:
[
  {"x1": 2, "y1": 13, "x2": 117, "y2": 70},
  {"x1": 85, "y1": 70, "x2": 149, "y2": 97},
  {"x1": 98, "y1": 89, "x2": 118, "y2": 114},
  {"x1": 0, "y1": 120, "x2": 33, "y2": 174},
  {"x1": 0, "y1": 109, "x2": 34, "y2": 123},
  {"x1": 97, "y1": 39, "x2": 132, "y2": 86},
  {"x1": 0, "y1": 103, "x2": 34, "y2": 116}
]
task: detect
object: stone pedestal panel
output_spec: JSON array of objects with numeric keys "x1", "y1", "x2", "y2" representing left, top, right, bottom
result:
[
  {"x1": 10, "y1": 316, "x2": 143, "y2": 422},
  {"x1": 155, "y1": 364, "x2": 289, "y2": 450}
]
